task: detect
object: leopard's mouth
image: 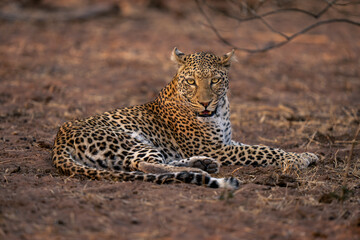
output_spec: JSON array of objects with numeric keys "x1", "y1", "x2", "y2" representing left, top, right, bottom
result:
[{"x1": 196, "y1": 107, "x2": 217, "y2": 117}]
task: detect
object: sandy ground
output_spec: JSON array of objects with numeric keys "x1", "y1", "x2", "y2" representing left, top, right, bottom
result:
[{"x1": 0, "y1": 1, "x2": 360, "y2": 239}]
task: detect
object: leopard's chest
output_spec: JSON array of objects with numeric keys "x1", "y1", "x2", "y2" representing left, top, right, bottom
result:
[{"x1": 196, "y1": 98, "x2": 232, "y2": 145}]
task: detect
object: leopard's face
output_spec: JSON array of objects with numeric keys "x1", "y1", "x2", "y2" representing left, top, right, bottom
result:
[{"x1": 172, "y1": 50, "x2": 234, "y2": 117}]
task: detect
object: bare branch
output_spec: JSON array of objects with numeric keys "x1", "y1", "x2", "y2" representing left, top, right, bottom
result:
[
  {"x1": 317, "y1": 0, "x2": 337, "y2": 19},
  {"x1": 201, "y1": 0, "x2": 358, "y2": 24},
  {"x1": 196, "y1": 0, "x2": 360, "y2": 53},
  {"x1": 201, "y1": 0, "x2": 332, "y2": 23},
  {"x1": 250, "y1": 18, "x2": 360, "y2": 53},
  {"x1": 333, "y1": 1, "x2": 360, "y2": 6},
  {"x1": 194, "y1": 0, "x2": 237, "y2": 49},
  {"x1": 330, "y1": 0, "x2": 360, "y2": 16},
  {"x1": 248, "y1": 8, "x2": 290, "y2": 40}
]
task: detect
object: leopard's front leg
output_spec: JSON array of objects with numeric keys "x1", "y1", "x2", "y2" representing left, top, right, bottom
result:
[
  {"x1": 168, "y1": 156, "x2": 220, "y2": 174},
  {"x1": 123, "y1": 142, "x2": 214, "y2": 174},
  {"x1": 209, "y1": 144, "x2": 318, "y2": 169}
]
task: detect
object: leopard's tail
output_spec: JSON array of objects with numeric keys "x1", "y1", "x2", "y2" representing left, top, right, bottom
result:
[{"x1": 52, "y1": 149, "x2": 240, "y2": 189}]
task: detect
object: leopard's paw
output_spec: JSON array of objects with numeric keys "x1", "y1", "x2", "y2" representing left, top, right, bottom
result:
[
  {"x1": 189, "y1": 156, "x2": 220, "y2": 174},
  {"x1": 299, "y1": 152, "x2": 319, "y2": 167},
  {"x1": 283, "y1": 152, "x2": 319, "y2": 170}
]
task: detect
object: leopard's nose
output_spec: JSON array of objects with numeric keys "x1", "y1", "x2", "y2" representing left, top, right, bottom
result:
[{"x1": 199, "y1": 101, "x2": 211, "y2": 108}]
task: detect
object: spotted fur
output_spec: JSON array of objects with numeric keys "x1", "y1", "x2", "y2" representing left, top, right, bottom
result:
[{"x1": 52, "y1": 48, "x2": 318, "y2": 189}]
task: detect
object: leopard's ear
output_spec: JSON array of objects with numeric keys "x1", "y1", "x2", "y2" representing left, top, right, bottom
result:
[
  {"x1": 220, "y1": 49, "x2": 236, "y2": 68},
  {"x1": 171, "y1": 47, "x2": 187, "y2": 66}
]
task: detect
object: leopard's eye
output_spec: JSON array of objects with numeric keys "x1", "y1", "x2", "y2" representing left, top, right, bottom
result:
[
  {"x1": 185, "y1": 78, "x2": 195, "y2": 85},
  {"x1": 211, "y1": 77, "x2": 221, "y2": 84}
]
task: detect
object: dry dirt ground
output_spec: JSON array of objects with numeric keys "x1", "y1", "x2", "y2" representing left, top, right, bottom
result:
[{"x1": 0, "y1": 1, "x2": 360, "y2": 239}]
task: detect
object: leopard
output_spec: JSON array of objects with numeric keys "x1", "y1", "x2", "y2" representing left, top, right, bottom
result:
[{"x1": 52, "y1": 48, "x2": 318, "y2": 189}]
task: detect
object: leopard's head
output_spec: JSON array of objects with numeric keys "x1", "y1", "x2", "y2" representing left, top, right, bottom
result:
[{"x1": 171, "y1": 48, "x2": 235, "y2": 117}]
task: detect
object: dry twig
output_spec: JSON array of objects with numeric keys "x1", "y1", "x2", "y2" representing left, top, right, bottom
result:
[{"x1": 342, "y1": 124, "x2": 360, "y2": 184}]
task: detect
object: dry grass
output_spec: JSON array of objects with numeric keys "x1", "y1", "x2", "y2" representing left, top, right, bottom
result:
[{"x1": 226, "y1": 99, "x2": 360, "y2": 230}]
